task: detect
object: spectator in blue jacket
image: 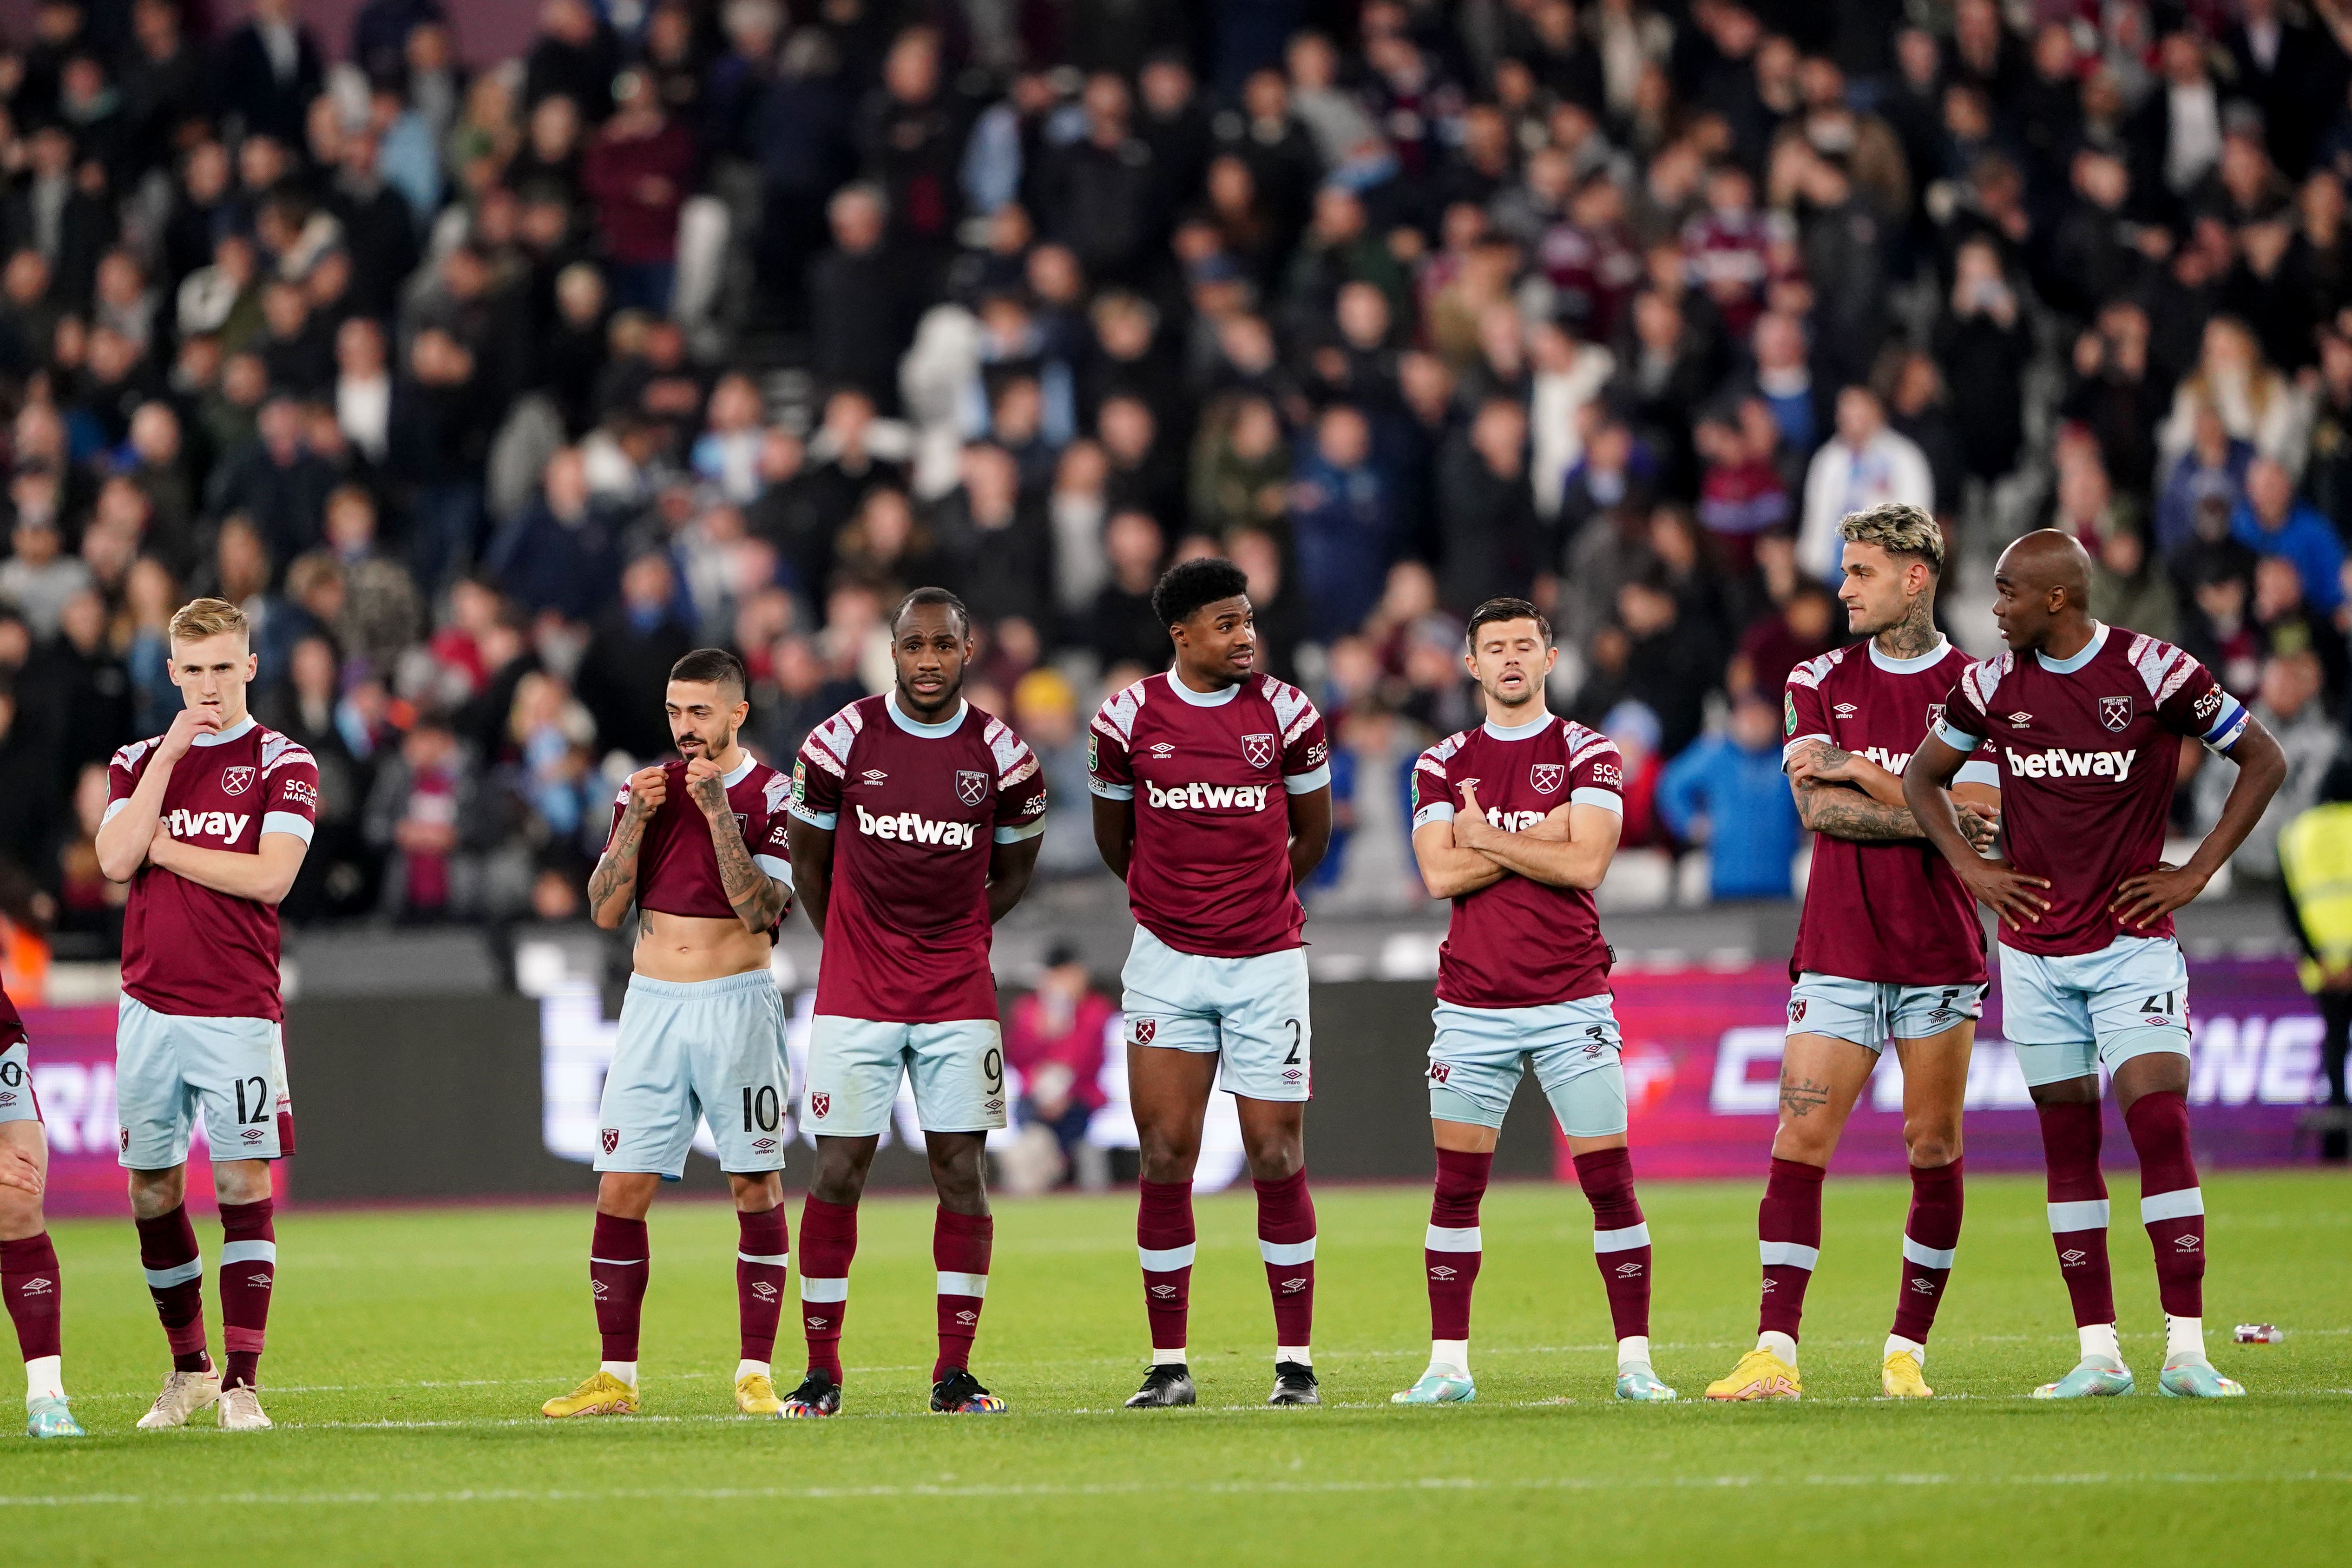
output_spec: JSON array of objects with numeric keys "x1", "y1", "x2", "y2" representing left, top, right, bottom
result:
[
  {"x1": 1656, "y1": 691, "x2": 1802, "y2": 901},
  {"x1": 2234, "y1": 457, "x2": 2346, "y2": 615},
  {"x1": 1290, "y1": 402, "x2": 1395, "y2": 641}
]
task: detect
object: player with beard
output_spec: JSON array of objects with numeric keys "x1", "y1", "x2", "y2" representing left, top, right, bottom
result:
[
  {"x1": 1704, "y1": 504, "x2": 2002, "y2": 1403},
  {"x1": 1905, "y1": 531, "x2": 2286, "y2": 1398},
  {"x1": 543, "y1": 648, "x2": 797, "y2": 1420},
  {"x1": 0, "y1": 980, "x2": 77, "y2": 1437},
  {"x1": 782, "y1": 589, "x2": 1047, "y2": 1417},
  {"x1": 1395, "y1": 598, "x2": 1674, "y2": 1406},
  {"x1": 1090, "y1": 558, "x2": 1334, "y2": 1409}
]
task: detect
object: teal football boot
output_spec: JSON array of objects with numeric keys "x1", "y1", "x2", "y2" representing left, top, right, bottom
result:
[
  {"x1": 2030, "y1": 1360, "x2": 2135, "y2": 1399},
  {"x1": 1390, "y1": 1369, "x2": 1477, "y2": 1404}
]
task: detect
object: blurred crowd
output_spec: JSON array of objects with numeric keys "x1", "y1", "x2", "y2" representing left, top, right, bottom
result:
[{"x1": 5, "y1": 0, "x2": 2352, "y2": 966}]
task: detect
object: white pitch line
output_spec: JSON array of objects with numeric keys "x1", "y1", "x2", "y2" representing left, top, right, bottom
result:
[{"x1": 4, "y1": 1471, "x2": 2350, "y2": 1509}]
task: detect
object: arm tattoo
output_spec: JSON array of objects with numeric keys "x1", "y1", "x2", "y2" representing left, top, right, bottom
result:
[
  {"x1": 709, "y1": 810, "x2": 786, "y2": 932},
  {"x1": 1780, "y1": 1076, "x2": 1831, "y2": 1119},
  {"x1": 1795, "y1": 779, "x2": 1919, "y2": 841},
  {"x1": 588, "y1": 812, "x2": 648, "y2": 915}
]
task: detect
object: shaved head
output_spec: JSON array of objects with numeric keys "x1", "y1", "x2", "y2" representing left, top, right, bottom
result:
[{"x1": 1991, "y1": 528, "x2": 2096, "y2": 653}]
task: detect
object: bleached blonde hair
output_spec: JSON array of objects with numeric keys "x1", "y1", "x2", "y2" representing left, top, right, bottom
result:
[
  {"x1": 166, "y1": 597, "x2": 250, "y2": 646},
  {"x1": 1839, "y1": 501, "x2": 1944, "y2": 574}
]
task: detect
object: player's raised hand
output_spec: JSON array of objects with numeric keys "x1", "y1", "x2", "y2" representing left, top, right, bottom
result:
[
  {"x1": 2109, "y1": 862, "x2": 2207, "y2": 930},
  {"x1": 683, "y1": 755, "x2": 729, "y2": 818},
  {"x1": 0, "y1": 1142, "x2": 43, "y2": 1196},
  {"x1": 1957, "y1": 855, "x2": 2051, "y2": 927},
  {"x1": 157, "y1": 702, "x2": 224, "y2": 762},
  {"x1": 623, "y1": 765, "x2": 668, "y2": 823}
]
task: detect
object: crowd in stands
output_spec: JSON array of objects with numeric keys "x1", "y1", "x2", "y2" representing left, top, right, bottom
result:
[{"x1": 5, "y1": 0, "x2": 2352, "y2": 964}]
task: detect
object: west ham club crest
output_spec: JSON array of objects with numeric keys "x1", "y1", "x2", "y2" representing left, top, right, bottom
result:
[
  {"x1": 220, "y1": 766, "x2": 256, "y2": 796},
  {"x1": 1242, "y1": 733, "x2": 1275, "y2": 769},
  {"x1": 955, "y1": 769, "x2": 988, "y2": 807},
  {"x1": 2100, "y1": 695, "x2": 2133, "y2": 733},
  {"x1": 1530, "y1": 762, "x2": 1565, "y2": 794}
]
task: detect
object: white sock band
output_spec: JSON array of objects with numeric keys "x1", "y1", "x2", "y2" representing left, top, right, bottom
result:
[
  {"x1": 599, "y1": 1360, "x2": 637, "y2": 1387},
  {"x1": 22, "y1": 1355, "x2": 61, "y2": 1404},
  {"x1": 1428, "y1": 1338, "x2": 1469, "y2": 1375}
]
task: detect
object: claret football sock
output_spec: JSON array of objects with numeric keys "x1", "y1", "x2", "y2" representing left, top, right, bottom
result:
[
  {"x1": 1, "y1": 1233, "x2": 63, "y2": 1397},
  {"x1": 590, "y1": 1212, "x2": 650, "y2": 1369},
  {"x1": 135, "y1": 1204, "x2": 210, "y2": 1372},
  {"x1": 2035, "y1": 1100, "x2": 2117, "y2": 1331},
  {"x1": 1254, "y1": 1168, "x2": 1316, "y2": 1354},
  {"x1": 1425, "y1": 1148, "x2": 1491, "y2": 1367},
  {"x1": 1890, "y1": 1158, "x2": 1964, "y2": 1346},
  {"x1": 217, "y1": 1199, "x2": 275, "y2": 1390},
  {"x1": 797, "y1": 1195, "x2": 857, "y2": 1383},
  {"x1": 1573, "y1": 1147, "x2": 1652, "y2": 1342},
  {"x1": 1137, "y1": 1178, "x2": 1194, "y2": 1362},
  {"x1": 2124, "y1": 1091, "x2": 2204, "y2": 1321},
  {"x1": 933, "y1": 1207, "x2": 993, "y2": 1380},
  {"x1": 1757, "y1": 1157, "x2": 1825, "y2": 1343},
  {"x1": 736, "y1": 1206, "x2": 789, "y2": 1366}
]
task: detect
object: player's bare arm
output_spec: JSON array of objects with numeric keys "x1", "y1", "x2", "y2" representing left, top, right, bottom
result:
[
  {"x1": 690, "y1": 756, "x2": 789, "y2": 932},
  {"x1": 985, "y1": 834, "x2": 1043, "y2": 924},
  {"x1": 1905, "y1": 730, "x2": 2052, "y2": 925},
  {"x1": 144, "y1": 830, "x2": 307, "y2": 904},
  {"x1": 1286, "y1": 784, "x2": 1333, "y2": 885},
  {"x1": 785, "y1": 814, "x2": 834, "y2": 937},
  {"x1": 1412, "y1": 817, "x2": 1507, "y2": 899},
  {"x1": 2109, "y1": 715, "x2": 2287, "y2": 929},
  {"x1": 1786, "y1": 739, "x2": 1999, "y2": 850},
  {"x1": 1091, "y1": 794, "x2": 1135, "y2": 880},
  {"x1": 1453, "y1": 784, "x2": 1620, "y2": 890},
  {"x1": 94, "y1": 704, "x2": 221, "y2": 881},
  {"x1": 587, "y1": 765, "x2": 665, "y2": 928}
]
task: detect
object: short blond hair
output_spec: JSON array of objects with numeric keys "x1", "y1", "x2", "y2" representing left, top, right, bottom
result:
[
  {"x1": 166, "y1": 597, "x2": 251, "y2": 646},
  {"x1": 1839, "y1": 501, "x2": 1943, "y2": 573}
]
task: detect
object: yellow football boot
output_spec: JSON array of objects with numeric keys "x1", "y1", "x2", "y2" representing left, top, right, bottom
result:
[
  {"x1": 1703, "y1": 1347, "x2": 1802, "y2": 1401},
  {"x1": 541, "y1": 1370, "x2": 639, "y2": 1417},
  {"x1": 736, "y1": 1371, "x2": 782, "y2": 1416},
  {"x1": 1881, "y1": 1350, "x2": 1933, "y2": 1398}
]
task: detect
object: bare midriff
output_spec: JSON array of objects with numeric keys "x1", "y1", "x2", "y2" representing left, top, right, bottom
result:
[{"x1": 632, "y1": 909, "x2": 773, "y2": 983}]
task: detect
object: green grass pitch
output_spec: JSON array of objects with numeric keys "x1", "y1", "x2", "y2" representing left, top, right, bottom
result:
[{"x1": 8, "y1": 1171, "x2": 2351, "y2": 1566}]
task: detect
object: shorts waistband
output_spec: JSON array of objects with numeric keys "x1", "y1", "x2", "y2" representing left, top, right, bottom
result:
[{"x1": 626, "y1": 970, "x2": 781, "y2": 1001}]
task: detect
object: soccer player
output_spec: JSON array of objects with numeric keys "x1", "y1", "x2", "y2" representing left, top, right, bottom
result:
[
  {"x1": 1090, "y1": 558, "x2": 1334, "y2": 1408},
  {"x1": 1703, "y1": 504, "x2": 2003, "y2": 1403},
  {"x1": 542, "y1": 648, "x2": 797, "y2": 1420},
  {"x1": 94, "y1": 598, "x2": 319, "y2": 1431},
  {"x1": 0, "y1": 980, "x2": 78, "y2": 1437},
  {"x1": 783, "y1": 588, "x2": 1047, "y2": 1417},
  {"x1": 1905, "y1": 531, "x2": 2286, "y2": 1399},
  {"x1": 1393, "y1": 597, "x2": 1672, "y2": 1405}
]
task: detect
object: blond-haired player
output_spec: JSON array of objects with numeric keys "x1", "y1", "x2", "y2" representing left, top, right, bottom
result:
[{"x1": 96, "y1": 599, "x2": 319, "y2": 1431}]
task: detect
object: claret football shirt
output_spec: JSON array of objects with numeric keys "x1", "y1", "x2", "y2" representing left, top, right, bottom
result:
[
  {"x1": 1088, "y1": 671, "x2": 1331, "y2": 958},
  {"x1": 1936, "y1": 623, "x2": 2248, "y2": 956},
  {"x1": 605, "y1": 750, "x2": 794, "y2": 927},
  {"x1": 105, "y1": 715, "x2": 319, "y2": 1020}
]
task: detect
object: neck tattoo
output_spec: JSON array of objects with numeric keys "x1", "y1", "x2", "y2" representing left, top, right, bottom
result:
[{"x1": 1877, "y1": 597, "x2": 1938, "y2": 660}]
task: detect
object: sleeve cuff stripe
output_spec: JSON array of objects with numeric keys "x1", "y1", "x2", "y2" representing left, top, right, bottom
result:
[
  {"x1": 1569, "y1": 787, "x2": 1623, "y2": 814},
  {"x1": 1089, "y1": 780, "x2": 1135, "y2": 800},
  {"x1": 1413, "y1": 804, "x2": 1456, "y2": 828},
  {"x1": 788, "y1": 804, "x2": 837, "y2": 830},
  {"x1": 753, "y1": 854, "x2": 795, "y2": 886},
  {"x1": 260, "y1": 812, "x2": 315, "y2": 844},
  {"x1": 994, "y1": 819, "x2": 1047, "y2": 843},
  {"x1": 1932, "y1": 719, "x2": 1983, "y2": 753},
  {"x1": 1282, "y1": 764, "x2": 1332, "y2": 794}
]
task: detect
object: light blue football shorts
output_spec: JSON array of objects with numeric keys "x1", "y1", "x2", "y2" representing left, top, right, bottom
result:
[
  {"x1": 0, "y1": 1036, "x2": 35, "y2": 1126},
  {"x1": 116, "y1": 994, "x2": 292, "y2": 1168},
  {"x1": 1785, "y1": 973, "x2": 1987, "y2": 1052},
  {"x1": 1120, "y1": 925, "x2": 1312, "y2": 1102},
  {"x1": 1998, "y1": 935, "x2": 2192, "y2": 1087},
  {"x1": 596, "y1": 970, "x2": 791, "y2": 1178},
  {"x1": 1426, "y1": 996, "x2": 1628, "y2": 1137},
  {"x1": 802, "y1": 1016, "x2": 1006, "y2": 1138}
]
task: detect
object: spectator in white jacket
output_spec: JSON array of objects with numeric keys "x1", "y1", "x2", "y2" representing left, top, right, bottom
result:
[{"x1": 1798, "y1": 386, "x2": 1934, "y2": 581}]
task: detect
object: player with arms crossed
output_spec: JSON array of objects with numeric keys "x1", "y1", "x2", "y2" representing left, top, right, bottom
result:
[
  {"x1": 1905, "y1": 531, "x2": 2286, "y2": 1398},
  {"x1": 95, "y1": 598, "x2": 318, "y2": 1431},
  {"x1": 783, "y1": 588, "x2": 1046, "y2": 1417},
  {"x1": 1396, "y1": 598, "x2": 1674, "y2": 1405},
  {"x1": 1705, "y1": 504, "x2": 2002, "y2": 1403},
  {"x1": 0, "y1": 981, "x2": 77, "y2": 1436},
  {"x1": 543, "y1": 648, "x2": 796, "y2": 1419},
  {"x1": 1091, "y1": 558, "x2": 1334, "y2": 1408}
]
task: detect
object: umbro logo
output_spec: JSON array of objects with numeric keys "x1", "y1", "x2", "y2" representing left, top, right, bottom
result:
[
  {"x1": 805, "y1": 1315, "x2": 830, "y2": 1330},
  {"x1": 1149, "y1": 743, "x2": 1176, "y2": 758},
  {"x1": 1760, "y1": 1278, "x2": 1776, "y2": 1293},
  {"x1": 2060, "y1": 1249, "x2": 2088, "y2": 1267},
  {"x1": 1278, "y1": 1276, "x2": 1308, "y2": 1294},
  {"x1": 1614, "y1": 1262, "x2": 1643, "y2": 1277},
  {"x1": 1833, "y1": 703, "x2": 1857, "y2": 718},
  {"x1": 862, "y1": 769, "x2": 888, "y2": 785},
  {"x1": 752, "y1": 1281, "x2": 778, "y2": 1301},
  {"x1": 16, "y1": 1277, "x2": 53, "y2": 1296},
  {"x1": 249, "y1": 1273, "x2": 272, "y2": 1290},
  {"x1": 1428, "y1": 1266, "x2": 1458, "y2": 1280},
  {"x1": 1909, "y1": 1277, "x2": 1936, "y2": 1295},
  {"x1": 593, "y1": 1281, "x2": 609, "y2": 1298},
  {"x1": 956, "y1": 1310, "x2": 979, "y2": 1326},
  {"x1": 2175, "y1": 1234, "x2": 2201, "y2": 1253},
  {"x1": 1150, "y1": 1284, "x2": 1177, "y2": 1299},
  {"x1": 2007, "y1": 712, "x2": 2032, "y2": 726}
]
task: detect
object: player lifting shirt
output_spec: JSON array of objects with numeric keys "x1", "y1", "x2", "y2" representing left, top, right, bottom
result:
[
  {"x1": 783, "y1": 588, "x2": 1047, "y2": 1418},
  {"x1": 1905, "y1": 530, "x2": 2286, "y2": 1399},
  {"x1": 542, "y1": 647, "x2": 797, "y2": 1420},
  {"x1": 95, "y1": 598, "x2": 320, "y2": 1432},
  {"x1": 1090, "y1": 558, "x2": 1334, "y2": 1409}
]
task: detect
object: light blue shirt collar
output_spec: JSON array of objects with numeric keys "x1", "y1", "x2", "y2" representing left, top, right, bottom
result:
[
  {"x1": 1164, "y1": 670, "x2": 1242, "y2": 707},
  {"x1": 1867, "y1": 636, "x2": 1951, "y2": 675},
  {"x1": 2035, "y1": 621, "x2": 2108, "y2": 675},
  {"x1": 1481, "y1": 709, "x2": 1555, "y2": 741},
  {"x1": 886, "y1": 691, "x2": 968, "y2": 738},
  {"x1": 190, "y1": 714, "x2": 258, "y2": 747},
  {"x1": 718, "y1": 750, "x2": 756, "y2": 787}
]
